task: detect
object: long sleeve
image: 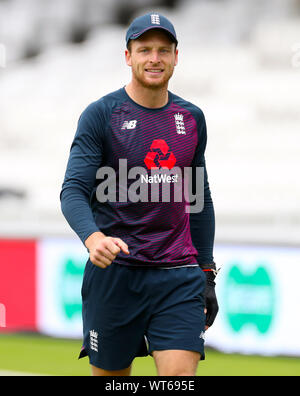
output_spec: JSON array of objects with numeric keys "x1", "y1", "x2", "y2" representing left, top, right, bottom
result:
[
  {"x1": 60, "y1": 103, "x2": 104, "y2": 245},
  {"x1": 189, "y1": 110, "x2": 215, "y2": 267}
]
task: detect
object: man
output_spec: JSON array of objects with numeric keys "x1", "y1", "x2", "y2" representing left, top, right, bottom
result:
[{"x1": 60, "y1": 12, "x2": 218, "y2": 376}]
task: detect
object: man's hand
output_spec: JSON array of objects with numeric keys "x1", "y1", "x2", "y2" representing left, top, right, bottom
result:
[
  {"x1": 204, "y1": 270, "x2": 219, "y2": 331},
  {"x1": 85, "y1": 232, "x2": 130, "y2": 269}
]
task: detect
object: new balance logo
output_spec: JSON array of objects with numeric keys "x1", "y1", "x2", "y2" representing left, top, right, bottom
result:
[
  {"x1": 174, "y1": 113, "x2": 186, "y2": 135},
  {"x1": 90, "y1": 330, "x2": 98, "y2": 352},
  {"x1": 121, "y1": 120, "x2": 137, "y2": 130},
  {"x1": 151, "y1": 14, "x2": 160, "y2": 25}
]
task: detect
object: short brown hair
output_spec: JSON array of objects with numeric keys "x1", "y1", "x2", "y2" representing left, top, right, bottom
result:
[{"x1": 126, "y1": 37, "x2": 177, "y2": 53}]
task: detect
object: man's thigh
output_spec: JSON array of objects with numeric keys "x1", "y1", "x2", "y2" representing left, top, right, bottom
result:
[
  {"x1": 81, "y1": 262, "x2": 149, "y2": 371},
  {"x1": 153, "y1": 350, "x2": 201, "y2": 376},
  {"x1": 147, "y1": 267, "x2": 207, "y2": 362}
]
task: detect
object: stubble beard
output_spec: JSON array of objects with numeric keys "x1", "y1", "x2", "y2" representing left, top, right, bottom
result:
[{"x1": 132, "y1": 66, "x2": 174, "y2": 91}]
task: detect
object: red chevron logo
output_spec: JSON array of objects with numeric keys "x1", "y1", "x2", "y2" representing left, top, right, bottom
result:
[{"x1": 144, "y1": 139, "x2": 176, "y2": 170}]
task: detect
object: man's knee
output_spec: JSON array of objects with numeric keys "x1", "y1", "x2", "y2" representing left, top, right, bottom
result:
[
  {"x1": 91, "y1": 364, "x2": 132, "y2": 376},
  {"x1": 160, "y1": 368, "x2": 197, "y2": 376},
  {"x1": 153, "y1": 350, "x2": 200, "y2": 376}
]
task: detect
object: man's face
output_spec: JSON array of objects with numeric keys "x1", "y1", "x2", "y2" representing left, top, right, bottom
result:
[{"x1": 125, "y1": 29, "x2": 178, "y2": 90}]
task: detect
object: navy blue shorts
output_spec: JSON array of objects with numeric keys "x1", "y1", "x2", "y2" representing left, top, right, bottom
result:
[{"x1": 79, "y1": 261, "x2": 206, "y2": 371}]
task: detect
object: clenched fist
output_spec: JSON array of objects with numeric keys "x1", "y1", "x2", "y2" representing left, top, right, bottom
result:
[{"x1": 85, "y1": 232, "x2": 130, "y2": 269}]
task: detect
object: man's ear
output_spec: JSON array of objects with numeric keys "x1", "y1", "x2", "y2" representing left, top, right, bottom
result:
[
  {"x1": 174, "y1": 48, "x2": 179, "y2": 67},
  {"x1": 125, "y1": 49, "x2": 132, "y2": 67}
]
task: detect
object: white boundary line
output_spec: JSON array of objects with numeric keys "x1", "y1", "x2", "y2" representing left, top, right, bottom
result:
[{"x1": 0, "y1": 370, "x2": 50, "y2": 376}]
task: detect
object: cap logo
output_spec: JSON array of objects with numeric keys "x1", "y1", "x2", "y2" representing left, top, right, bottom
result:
[{"x1": 151, "y1": 14, "x2": 160, "y2": 25}]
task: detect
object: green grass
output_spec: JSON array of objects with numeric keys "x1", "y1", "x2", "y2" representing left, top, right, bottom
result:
[{"x1": 0, "y1": 334, "x2": 299, "y2": 376}]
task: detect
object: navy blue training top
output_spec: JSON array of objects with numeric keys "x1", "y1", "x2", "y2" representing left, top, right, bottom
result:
[{"x1": 60, "y1": 87, "x2": 215, "y2": 268}]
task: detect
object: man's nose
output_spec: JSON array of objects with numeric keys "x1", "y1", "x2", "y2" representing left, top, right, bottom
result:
[{"x1": 149, "y1": 50, "x2": 160, "y2": 63}]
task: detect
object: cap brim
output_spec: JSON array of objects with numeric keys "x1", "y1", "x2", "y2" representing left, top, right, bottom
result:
[{"x1": 127, "y1": 26, "x2": 178, "y2": 46}]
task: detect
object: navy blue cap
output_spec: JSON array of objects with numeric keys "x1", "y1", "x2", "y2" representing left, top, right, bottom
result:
[{"x1": 126, "y1": 13, "x2": 178, "y2": 47}]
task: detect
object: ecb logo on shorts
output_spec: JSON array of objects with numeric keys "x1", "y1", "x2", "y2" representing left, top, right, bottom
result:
[{"x1": 90, "y1": 330, "x2": 99, "y2": 352}]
